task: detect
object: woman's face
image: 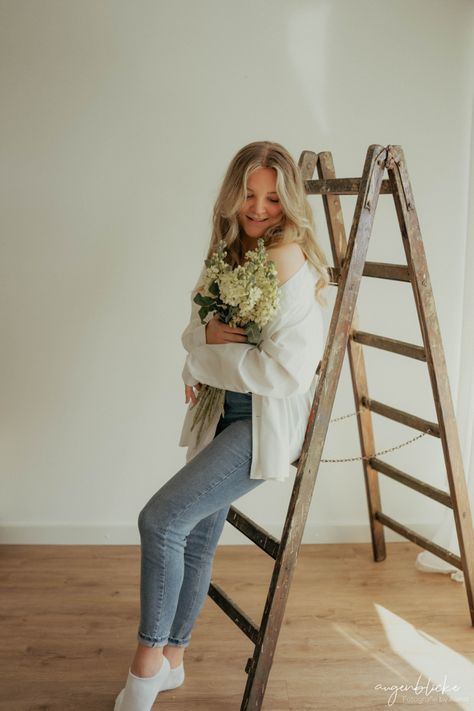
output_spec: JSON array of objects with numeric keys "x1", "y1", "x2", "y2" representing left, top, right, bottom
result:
[{"x1": 237, "y1": 167, "x2": 283, "y2": 240}]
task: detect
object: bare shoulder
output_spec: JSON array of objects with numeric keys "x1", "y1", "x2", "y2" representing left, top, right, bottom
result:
[{"x1": 266, "y1": 242, "x2": 306, "y2": 286}]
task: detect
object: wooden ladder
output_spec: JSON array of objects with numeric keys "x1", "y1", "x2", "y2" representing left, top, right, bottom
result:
[{"x1": 208, "y1": 144, "x2": 474, "y2": 711}]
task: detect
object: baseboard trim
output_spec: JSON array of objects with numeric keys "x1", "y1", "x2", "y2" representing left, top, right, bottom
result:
[{"x1": 0, "y1": 521, "x2": 437, "y2": 545}]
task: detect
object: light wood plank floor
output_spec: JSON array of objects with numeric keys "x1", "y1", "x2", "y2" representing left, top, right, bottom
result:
[{"x1": 1, "y1": 542, "x2": 473, "y2": 710}]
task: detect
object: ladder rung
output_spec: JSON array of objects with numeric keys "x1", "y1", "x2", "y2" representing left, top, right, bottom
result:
[
  {"x1": 305, "y1": 177, "x2": 392, "y2": 195},
  {"x1": 227, "y1": 506, "x2": 280, "y2": 559},
  {"x1": 370, "y1": 457, "x2": 452, "y2": 508},
  {"x1": 375, "y1": 511, "x2": 462, "y2": 569},
  {"x1": 208, "y1": 581, "x2": 260, "y2": 644},
  {"x1": 363, "y1": 397, "x2": 440, "y2": 437},
  {"x1": 329, "y1": 262, "x2": 410, "y2": 284},
  {"x1": 352, "y1": 330, "x2": 426, "y2": 361}
]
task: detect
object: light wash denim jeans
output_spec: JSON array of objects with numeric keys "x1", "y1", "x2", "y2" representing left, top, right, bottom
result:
[{"x1": 137, "y1": 390, "x2": 264, "y2": 648}]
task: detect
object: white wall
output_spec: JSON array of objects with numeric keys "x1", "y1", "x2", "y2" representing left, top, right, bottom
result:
[{"x1": 1, "y1": 0, "x2": 473, "y2": 545}]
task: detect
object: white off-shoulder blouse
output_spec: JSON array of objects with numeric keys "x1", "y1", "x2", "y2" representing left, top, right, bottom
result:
[{"x1": 178, "y1": 258, "x2": 325, "y2": 482}]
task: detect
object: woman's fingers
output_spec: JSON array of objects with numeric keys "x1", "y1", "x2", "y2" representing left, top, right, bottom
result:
[
  {"x1": 205, "y1": 316, "x2": 250, "y2": 344},
  {"x1": 223, "y1": 324, "x2": 247, "y2": 335},
  {"x1": 226, "y1": 333, "x2": 247, "y2": 343},
  {"x1": 185, "y1": 383, "x2": 203, "y2": 405},
  {"x1": 222, "y1": 324, "x2": 248, "y2": 342}
]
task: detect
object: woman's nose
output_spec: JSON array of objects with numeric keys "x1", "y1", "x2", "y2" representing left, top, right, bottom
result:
[{"x1": 252, "y1": 196, "x2": 267, "y2": 215}]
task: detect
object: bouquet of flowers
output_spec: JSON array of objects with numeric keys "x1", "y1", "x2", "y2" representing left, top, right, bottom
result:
[{"x1": 189, "y1": 238, "x2": 280, "y2": 444}]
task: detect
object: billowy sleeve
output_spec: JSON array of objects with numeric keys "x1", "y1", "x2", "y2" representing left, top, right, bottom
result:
[
  {"x1": 181, "y1": 296, "x2": 323, "y2": 398},
  {"x1": 180, "y1": 265, "x2": 209, "y2": 355}
]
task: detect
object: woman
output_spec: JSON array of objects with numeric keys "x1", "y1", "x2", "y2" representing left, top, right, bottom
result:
[{"x1": 115, "y1": 141, "x2": 329, "y2": 711}]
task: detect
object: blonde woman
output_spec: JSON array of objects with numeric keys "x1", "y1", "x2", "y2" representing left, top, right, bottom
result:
[{"x1": 115, "y1": 141, "x2": 329, "y2": 711}]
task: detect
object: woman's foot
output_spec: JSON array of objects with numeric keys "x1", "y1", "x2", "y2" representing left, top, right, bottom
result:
[
  {"x1": 114, "y1": 655, "x2": 171, "y2": 711},
  {"x1": 161, "y1": 644, "x2": 185, "y2": 691},
  {"x1": 160, "y1": 661, "x2": 185, "y2": 691},
  {"x1": 163, "y1": 644, "x2": 185, "y2": 668},
  {"x1": 130, "y1": 642, "x2": 165, "y2": 678}
]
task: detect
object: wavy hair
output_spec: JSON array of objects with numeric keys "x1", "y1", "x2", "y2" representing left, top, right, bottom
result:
[{"x1": 198, "y1": 140, "x2": 330, "y2": 306}]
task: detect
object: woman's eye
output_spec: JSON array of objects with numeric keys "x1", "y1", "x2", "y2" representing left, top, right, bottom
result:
[{"x1": 245, "y1": 194, "x2": 279, "y2": 203}]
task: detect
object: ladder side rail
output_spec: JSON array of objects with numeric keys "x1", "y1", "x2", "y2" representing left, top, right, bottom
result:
[
  {"x1": 241, "y1": 144, "x2": 387, "y2": 711},
  {"x1": 318, "y1": 148, "x2": 387, "y2": 563},
  {"x1": 387, "y1": 144, "x2": 474, "y2": 624}
]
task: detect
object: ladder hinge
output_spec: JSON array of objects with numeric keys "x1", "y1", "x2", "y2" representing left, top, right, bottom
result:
[
  {"x1": 385, "y1": 145, "x2": 414, "y2": 212},
  {"x1": 364, "y1": 145, "x2": 390, "y2": 211}
]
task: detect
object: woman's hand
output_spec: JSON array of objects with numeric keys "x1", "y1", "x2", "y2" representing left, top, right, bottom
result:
[
  {"x1": 185, "y1": 382, "x2": 202, "y2": 406},
  {"x1": 205, "y1": 315, "x2": 248, "y2": 345}
]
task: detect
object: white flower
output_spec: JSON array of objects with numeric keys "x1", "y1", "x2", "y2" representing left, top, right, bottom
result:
[{"x1": 197, "y1": 239, "x2": 280, "y2": 340}]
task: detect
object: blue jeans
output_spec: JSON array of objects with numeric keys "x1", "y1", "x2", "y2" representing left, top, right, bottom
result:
[{"x1": 137, "y1": 390, "x2": 264, "y2": 648}]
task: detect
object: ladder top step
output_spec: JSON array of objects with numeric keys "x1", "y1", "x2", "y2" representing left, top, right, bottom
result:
[{"x1": 305, "y1": 177, "x2": 393, "y2": 195}]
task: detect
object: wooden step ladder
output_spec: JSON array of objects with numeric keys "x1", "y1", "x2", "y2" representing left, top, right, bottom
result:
[{"x1": 208, "y1": 144, "x2": 474, "y2": 711}]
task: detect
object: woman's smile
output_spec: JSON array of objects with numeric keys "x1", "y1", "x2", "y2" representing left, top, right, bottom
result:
[{"x1": 238, "y1": 167, "x2": 283, "y2": 240}]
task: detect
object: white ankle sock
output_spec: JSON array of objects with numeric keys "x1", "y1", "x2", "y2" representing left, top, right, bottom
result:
[
  {"x1": 114, "y1": 656, "x2": 171, "y2": 711},
  {"x1": 160, "y1": 662, "x2": 185, "y2": 692}
]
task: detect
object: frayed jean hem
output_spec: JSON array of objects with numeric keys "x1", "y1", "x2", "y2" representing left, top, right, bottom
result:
[
  {"x1": 167, "y1": 637, "x2": 191, "y2": 648},
  {"x1": 137, "y1": 631, "x2": 190, "y2": 649},
  {"x1": 137, "y1": 631, "x2": 168, "y2": 648}
]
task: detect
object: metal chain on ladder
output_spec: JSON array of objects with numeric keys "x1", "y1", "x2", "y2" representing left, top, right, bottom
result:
[{"x1": 321, "y1": 408, "x2": 427, "y2": 463}]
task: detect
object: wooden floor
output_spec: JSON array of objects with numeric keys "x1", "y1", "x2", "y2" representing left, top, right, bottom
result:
[{"x1": 1, "y1": 541, "x2": 473, "y2": 710}]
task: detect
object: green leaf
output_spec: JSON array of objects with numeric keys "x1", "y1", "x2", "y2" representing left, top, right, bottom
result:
[
  {"x1": 193, "y1": 293, "x2": 215, "y2": 307},
  {"x1": 209, "y1": 280, "x2": 219, "y2": 297},
  {"x1": 246, "y1": 321, "x2": 261, "y2": 345},
  {"x1": 198, "y1": 305, "x2": 209, "y2": 323}
]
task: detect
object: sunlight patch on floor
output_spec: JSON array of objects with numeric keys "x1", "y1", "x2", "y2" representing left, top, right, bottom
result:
[
  {"x1": 375, "y1": 603, "x2": 472, "y2": 708},
  {"x1": 331, "y1": 605, "x2": 473, "y2": 708}
]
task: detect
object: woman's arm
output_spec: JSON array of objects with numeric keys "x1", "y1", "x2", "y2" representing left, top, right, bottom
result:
[
  {"x1": 180, "y1": 264, "x2": 247, "y2": 393},
  {"x1": 266, "y1": 241, "x2": 306, "y2": 286},
  {"x1": 181, "y1": 243, "x2": 322, "y2": 398},
  {"x1": 181, "y1": 268, "x2": 250, "y2": 354},
  {"x1": 181, "y1": 242, "x2": 305, "y2": 349},
  {"x1": 181, "y1": 299, "x2": 323, "y2": 397}
]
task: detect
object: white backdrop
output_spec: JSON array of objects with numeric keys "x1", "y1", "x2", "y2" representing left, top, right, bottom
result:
[{"x1": 1, "y1": 0, "x2": 473, "y2": 546}]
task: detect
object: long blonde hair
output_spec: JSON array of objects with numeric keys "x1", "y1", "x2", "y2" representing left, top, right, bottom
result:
[{"x1": 200, "y1": 140, "x2": 330, "y2": 305}]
